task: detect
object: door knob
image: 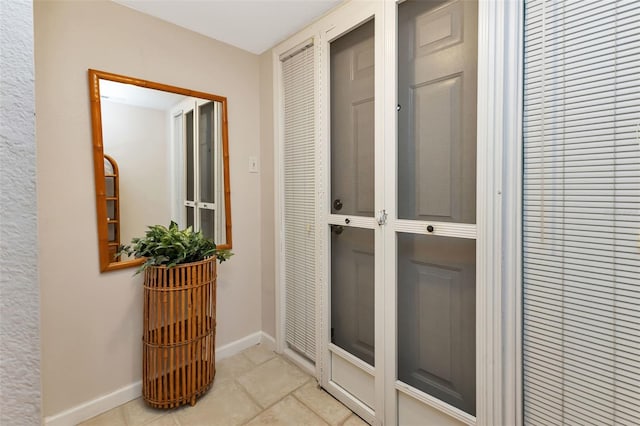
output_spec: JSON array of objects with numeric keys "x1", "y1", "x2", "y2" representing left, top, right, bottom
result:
[
  {"x1": 331, "y1": 225, "x2": 344, "y2": 235},
  {"x1": 333, "y1": 199, "x2": 343, "y2": 211},
  {"x1": 427, "y1": 225, "x2": 434, "y2": 233}
]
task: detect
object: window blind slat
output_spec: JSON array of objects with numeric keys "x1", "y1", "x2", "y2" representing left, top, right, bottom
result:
[
  {"x1": 523, "y1": 0, "x2": 640, "y2": 423},
  {"x1": 282, "y1": 45, "x2": 316, "y2": 361}
]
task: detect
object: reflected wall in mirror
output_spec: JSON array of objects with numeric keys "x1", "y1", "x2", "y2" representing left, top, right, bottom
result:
[{"x1": 89, "y1": 69, "x2": 232, "y2": 272}]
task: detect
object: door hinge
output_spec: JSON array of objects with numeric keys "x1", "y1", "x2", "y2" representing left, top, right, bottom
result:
[{"x1": 376, "y1": 209, "x2": 388, "y2": 226}]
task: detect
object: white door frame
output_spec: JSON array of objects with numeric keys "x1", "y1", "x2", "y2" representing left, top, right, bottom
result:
[
  {"x1": 272, "y1": 1, "x2": 524, "y2": 425},
  {"x1": 475, "y1": 1, "x2": 523, "y2": 425}
]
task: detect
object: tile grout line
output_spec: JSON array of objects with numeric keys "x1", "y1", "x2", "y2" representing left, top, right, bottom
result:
[
  {"x1": 289, "y1": 393, "x2": 330, "y2": 426},
  {"x1": 171, "y1": 349, "x2": 270, "y2": 426},
  {"x1": 274, "y1": 353, "x2": 367, "y2": 426},
  {"x1": 289, "y1": 385, "x2": 354, "y2": 426},
  {"x1": 239, "y1": 350, "x2": 358, "y2": 426},
  {"x1": 238, "y1": 374, "x2": 316, "y2": 425},
  {"x1": 120, "y1": 347, "x2": 360, "y2": 426},
  {"x1": 236, "y1": 353, "x2": 291, "y2": 409},
  {"x1": 235, "y1": 376, "x2": 270, "y2": 422},
  {"x1": 220, "y1": 349, "x2": 274, "y2": 424}
]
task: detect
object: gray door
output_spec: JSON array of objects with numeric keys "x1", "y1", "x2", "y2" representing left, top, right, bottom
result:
[
  {"x1": 398, "y1": 0, "x2": 476, "y2": 224},
  {"x1": 330, "y1": 19, "x2": 376, "y2": 367},
  {"x1": 396, "y1": 0, "x2": 478, "y2": 417}
]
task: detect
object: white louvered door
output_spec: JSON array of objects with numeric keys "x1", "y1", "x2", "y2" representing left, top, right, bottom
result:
[
  {"x1": 523, "y1": 1, "x2": 640, "y2": 424},
  {"x1": 282, "y1": 44, "x2": 317, "y2": 361}
]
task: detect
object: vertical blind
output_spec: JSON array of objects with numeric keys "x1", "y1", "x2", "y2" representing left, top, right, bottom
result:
[
  {"x1": 523, "y1": 1, "x2": 640, "y2": 424},
  {"x1": 282, "y1": 43, "x2": 316, "y2": 361}
]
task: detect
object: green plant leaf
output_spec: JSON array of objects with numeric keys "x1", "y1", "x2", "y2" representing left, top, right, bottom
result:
[{"x1": 120, "y1": 221, "x2": 233, "y2": 272}]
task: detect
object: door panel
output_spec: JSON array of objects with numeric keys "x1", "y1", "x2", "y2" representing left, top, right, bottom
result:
[
  {"x1": 198, "y1": 101, "x2": 215, "y2": 240},
  {"x1": 329, "y1": 18, "x2": 376, "y2": 370},
  {"x1": 186, "y1": 206, "x2": 194, "y2": 229},
  {"x1": 326, "y1": 14, "x2": 378, "y2": 419},
  {"x1": 331, "y1": 226, "x2": 375, "y2": 366},
  {"x1": 414, "y1": 75, "x2": 461, "y2": 219},
  {"x1": 199, "y1": 101, "x2": 215, "y2": 204},
  {"x1": 398, "y1": 0, "x2": 477, "y2": 224},
  {"x1": 396, "y1": 0, "x2": 478, "y2": 420},
  {"x1": 330, "y1": 19, "x2": 375, "y2": 218},
  {"x1": 415, "y1": 0, "x2": 462, "y2": 55},
  {"x1": 185, "y1": 110, "x2": 195, "y2": 202},
  {"x1": 354, "y1": 99, "x2": 375, "y2": 214},
  {"x1": 200, "y1": 208, "x2": 214, "y2": 240},
  {"x1": 397, "y1": 233, "x2": 476, "y2": 415},
  {"x1": 184, "y1": 108, "x2": 195, "y2": 228},
  {"x1": 332, "y1": 351, "x2": 375, "y2": 409},
  {"x1": 398, "y1": 392, "x2": 466, "y2": 426}
]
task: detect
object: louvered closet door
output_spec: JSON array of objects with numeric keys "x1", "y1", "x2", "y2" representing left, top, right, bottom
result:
[
  {"x1": 523, "y1": 1, "x2": 640, "y2": 424},
  {"x1": 282, "y1": 44, "x2": 316, "y2": 361}
]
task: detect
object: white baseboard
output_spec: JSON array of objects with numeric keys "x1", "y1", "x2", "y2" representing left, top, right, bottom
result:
[
  {"x1": 215, "y1": 331, "x2": 263, "y2": 360},
  {"x1": 44, "y1": 330, "x2": 273, "y2": 426},
  {"x1": 44, "y1": 381, "x2": 141, "y2": 426},
  {"x1": 260, "y1": 332, "x2": 276, "y2": 351}
]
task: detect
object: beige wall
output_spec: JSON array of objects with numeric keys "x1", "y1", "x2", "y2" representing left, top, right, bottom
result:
[
  {"x1": 259, "y1": 50, "x2": 276, "y2": 338},
  {"x1": 35, "y1": 0, "x2": 262, "y2": 416}
]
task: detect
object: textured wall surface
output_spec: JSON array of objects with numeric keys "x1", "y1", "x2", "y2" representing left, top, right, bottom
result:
[{"x1": 0, "y1": 0, "x2": 42, "y2": 425}]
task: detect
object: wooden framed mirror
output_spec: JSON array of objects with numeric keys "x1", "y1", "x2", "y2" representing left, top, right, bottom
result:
[{"x1": 89, "y1": 69, "x2": 232, "y2": 272}]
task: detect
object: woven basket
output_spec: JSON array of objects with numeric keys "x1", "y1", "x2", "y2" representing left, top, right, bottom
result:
[{"x1": 142, "y1": 257, "x2": 216, "y2": 408}]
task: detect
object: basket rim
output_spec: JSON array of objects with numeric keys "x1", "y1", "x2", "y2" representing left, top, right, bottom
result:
[{"x1": 144, "y1": 256, "x2": 216, "y2": 270}]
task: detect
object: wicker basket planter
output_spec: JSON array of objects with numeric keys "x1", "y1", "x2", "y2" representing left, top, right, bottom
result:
[{"x1": 142, "y1": 257, "x2": 216, "y2": 408}]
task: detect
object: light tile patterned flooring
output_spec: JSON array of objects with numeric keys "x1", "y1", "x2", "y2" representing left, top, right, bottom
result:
[{"x1": 80, "y1": 344, "x2": 367, "y2": 426}]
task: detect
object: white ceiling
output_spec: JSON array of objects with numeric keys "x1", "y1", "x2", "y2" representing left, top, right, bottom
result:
[{"x1": 113, "y1": 0, "x2": 342, "y2": 55}]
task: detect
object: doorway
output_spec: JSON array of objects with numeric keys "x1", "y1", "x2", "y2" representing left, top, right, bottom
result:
[{"x1": 320, "y1": 1, "x2": 478, "y2": 425}]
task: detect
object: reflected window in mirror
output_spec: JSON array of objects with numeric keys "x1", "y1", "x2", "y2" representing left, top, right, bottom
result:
[{"x1": 89, "y1": 69, "x2": 232, "y2": 272}]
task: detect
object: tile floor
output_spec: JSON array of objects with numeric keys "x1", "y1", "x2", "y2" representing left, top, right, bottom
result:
[{"x1": 80, "y1": 344, "x2": 368, "y2": 426}]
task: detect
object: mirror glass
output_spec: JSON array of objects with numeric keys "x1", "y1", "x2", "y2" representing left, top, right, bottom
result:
[{"x1": 89, "y1": 69, "x2": 232, "y2": 272}]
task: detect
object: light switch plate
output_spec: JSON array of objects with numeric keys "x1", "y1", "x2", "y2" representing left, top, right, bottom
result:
[{"x1": 249, "y1": 156, "x2": 259, "y2": 173}]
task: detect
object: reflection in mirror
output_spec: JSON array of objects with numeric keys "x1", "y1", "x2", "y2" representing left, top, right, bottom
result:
[
  {"x1": 89, "y1": 70, "x2": 232, "y2": 272},
  {"x1": 103, "y1": 154, "x2": 121, "y2": 262}
]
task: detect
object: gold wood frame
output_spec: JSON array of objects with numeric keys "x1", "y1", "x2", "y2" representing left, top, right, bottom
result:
[{"x1": 89, "y1": 69, "x2": 232, "y2": 272}]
